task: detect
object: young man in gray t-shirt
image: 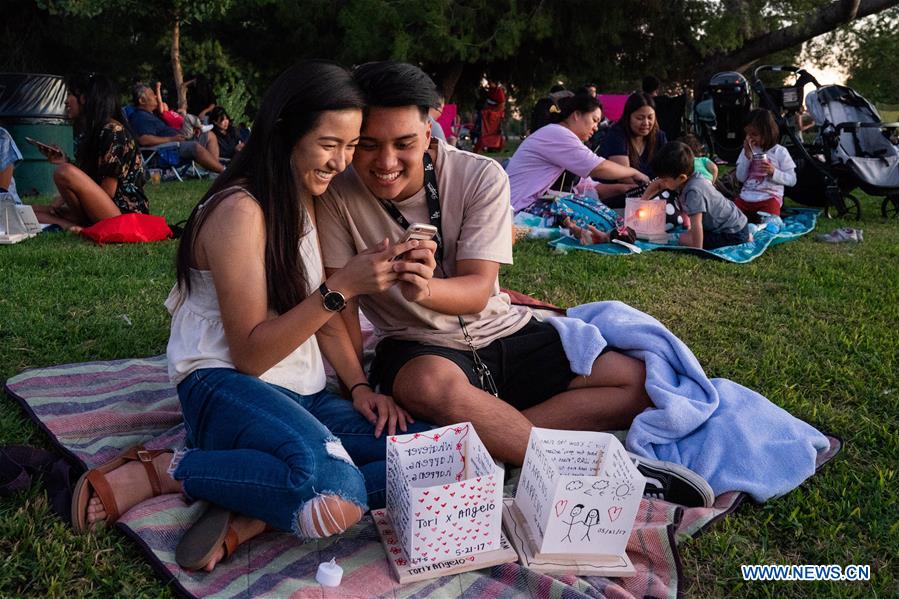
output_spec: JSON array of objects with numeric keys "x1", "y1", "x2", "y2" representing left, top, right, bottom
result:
[{"x1": 640, "y1": 141, "x2": 750, "y2": 250}]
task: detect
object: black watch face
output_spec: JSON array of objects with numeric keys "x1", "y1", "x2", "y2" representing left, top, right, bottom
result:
[{"x1": 323, "y1": 292, "x2": 345, "y2": 311}]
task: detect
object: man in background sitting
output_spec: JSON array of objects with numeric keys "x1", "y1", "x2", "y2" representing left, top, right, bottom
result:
[{"x1": 128, "y1": 83, "x2": 224, "y2": 174}]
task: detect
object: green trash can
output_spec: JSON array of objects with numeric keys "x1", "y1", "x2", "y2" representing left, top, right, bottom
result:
[{"x1": 0, "y1": 73, "x2": 72, "y2": 197}]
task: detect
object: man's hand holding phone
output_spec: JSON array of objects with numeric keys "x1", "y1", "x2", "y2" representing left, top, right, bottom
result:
[{"x1": 392, "y1": 223, "x2": 438, "y2": 302}]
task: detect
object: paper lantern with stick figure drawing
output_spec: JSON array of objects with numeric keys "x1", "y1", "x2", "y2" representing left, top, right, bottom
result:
[
  {"x1": 624, "y1": 197, "x2": 667, "y2": 241},
  {"x1": 512, "y1": 428, "x2": 645, "y2": 559}
]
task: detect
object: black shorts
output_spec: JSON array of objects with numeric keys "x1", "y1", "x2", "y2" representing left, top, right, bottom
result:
[{"x1": 370, "y1": 319, "x2": 577, "y2": 411}]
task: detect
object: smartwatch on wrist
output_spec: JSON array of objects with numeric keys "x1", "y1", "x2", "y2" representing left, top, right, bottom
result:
[{"x1": 318, "y1": 282, "x2": 347, "y2": 312}]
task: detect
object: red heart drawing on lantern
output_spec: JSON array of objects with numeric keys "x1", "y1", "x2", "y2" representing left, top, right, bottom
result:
[
  {"x1": 608, "y1": 506, "x2": 623, "y2": 521},
  {"x1": 554, "y1": 499, "x2": 569, "y2": 517}
]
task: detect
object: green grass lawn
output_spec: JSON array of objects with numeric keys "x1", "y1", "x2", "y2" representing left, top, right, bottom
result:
[{"x1": 1, "y1": 179, "x2": 897, "y2": 597}]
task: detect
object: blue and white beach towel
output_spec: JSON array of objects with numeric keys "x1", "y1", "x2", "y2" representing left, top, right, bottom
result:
[
  {"x1": 547, "y1": 301, "x2": 830, "y2": 502},
  {"x1": 545, "y1": 207, "x2": 818, "y2": 263}
]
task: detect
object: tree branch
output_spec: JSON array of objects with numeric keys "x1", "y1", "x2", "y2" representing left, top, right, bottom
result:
[{"x1": 702, "y1": 0, "x2": 897, "y2": 74}]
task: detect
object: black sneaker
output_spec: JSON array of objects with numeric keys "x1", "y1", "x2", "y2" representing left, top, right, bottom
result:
[{"x1": 631, "y1": 454, "x2": 715, "y2": 508}]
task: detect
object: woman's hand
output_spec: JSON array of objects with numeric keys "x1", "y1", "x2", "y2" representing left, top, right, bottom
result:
[
  {"x1": 631, "y1": 169, "x2": 650, "y2": 185},
  {"x1": 351, "y1": 387, "x2": 415, "y2": 437},
  {"x1": 38, "y1": 144, "x2": 66, "y2": 164},
  {"x1": 328, "y1": 238, "x2": 422, "y2": 298},
  {"x1": 47, "y1": 195, "x2": 67, "y2": 217},
  {"x1": 393, "y1": 239, "x2": 437, "y2": 302}
]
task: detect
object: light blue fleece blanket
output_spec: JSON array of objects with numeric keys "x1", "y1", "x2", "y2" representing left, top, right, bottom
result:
[
  {"x1": 547, "y1": 207, "x2": 818, "y2": 264},
  {"x1": 546, "y1": 301, "x2": 830, "y2": 502}
]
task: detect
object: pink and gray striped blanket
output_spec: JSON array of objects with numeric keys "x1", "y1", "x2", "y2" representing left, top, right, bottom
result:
[{"x1": 5, "y1": 356, "x2": 840, "y2": 599}]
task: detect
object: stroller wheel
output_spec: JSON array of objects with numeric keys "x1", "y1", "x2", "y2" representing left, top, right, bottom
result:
[
  {"x1": 825, "y1": 193, "x2": 861, "y2": 221},
  {"x1": 882, "y1": 195, "x2": 899, "y2": 219}
]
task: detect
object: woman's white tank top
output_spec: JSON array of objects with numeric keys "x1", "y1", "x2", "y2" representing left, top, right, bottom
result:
[{"x1": 165, "y1": 187, "x2": 326, "y2": 395}]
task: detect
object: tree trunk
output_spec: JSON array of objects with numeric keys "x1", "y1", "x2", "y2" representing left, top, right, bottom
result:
[
  {"x1": 170, "y1": 16, "x2": 187, "y2": 111},
  {"x1": 438, "y1": 61, "x2": 465, "y2": 102},
  {"x1": 695, "y1": 0, "x2": 898, "y2": 88}
]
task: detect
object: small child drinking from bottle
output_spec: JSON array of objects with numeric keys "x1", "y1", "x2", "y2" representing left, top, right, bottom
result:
[{"x1": 735, "y1": 108, "x2": 796, "y2": 222}]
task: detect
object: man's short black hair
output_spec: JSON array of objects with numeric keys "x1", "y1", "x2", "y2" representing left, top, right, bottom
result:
[
  {"x1": 352, "y1": 61, "x2": 439, "y2": 119},
  {"x1": 651, "y1": 141, "x2": 694, "y2": 178},
  {"x1": 642, "y1": 75, "x2": 660, "y2": 94}
]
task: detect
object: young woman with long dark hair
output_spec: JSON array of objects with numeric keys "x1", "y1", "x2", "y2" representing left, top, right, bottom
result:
[
  {"x1": 33, "y1": 73, "x2": 147, "y2": 231},
  {"x1": 70, "y1": 60, "x2": 435, "y2": 572},
  {"x1": 598, "y1": 91, "x2": 669, "y2": 208}
]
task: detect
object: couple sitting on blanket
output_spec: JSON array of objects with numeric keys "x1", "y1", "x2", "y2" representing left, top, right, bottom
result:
[{"x1": 72, "y1": 60, "x2": 714, "y2": 572}]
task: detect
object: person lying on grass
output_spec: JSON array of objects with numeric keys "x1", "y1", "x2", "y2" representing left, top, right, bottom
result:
[
  {"x1": 639, "y1": 141, "x2": 751, "y2": 250},
  {"x1": 71, "y1": 60, "x2": 433, "y2": 573},
  {"x1": 317, "y1": 61, "x2": 714, "y2": 509},
  {"x1": 31, "y1": 73, "x2": 148, "y2": 233}
]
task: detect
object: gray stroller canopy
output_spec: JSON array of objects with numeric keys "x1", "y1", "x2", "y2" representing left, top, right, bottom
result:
[{"x1": 805, "y1": 85, "x2": 899, "y2": 190}]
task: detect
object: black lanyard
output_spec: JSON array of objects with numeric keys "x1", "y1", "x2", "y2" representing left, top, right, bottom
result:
[{"x1": 377, "y1": 152, "x2": 444, "y2": 264}]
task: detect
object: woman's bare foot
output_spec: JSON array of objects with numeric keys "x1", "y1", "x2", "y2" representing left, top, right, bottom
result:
[
  {"x1": 85, "y1": 452, "x2": 181, "y2": 526},
  {"x1": 200, "y1": 516, "x2": 267, "y2": 572}
]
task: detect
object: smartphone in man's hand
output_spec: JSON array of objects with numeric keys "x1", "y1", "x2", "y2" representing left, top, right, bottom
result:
[
  {"x1": 397, "y1": 223, "x2": 438, "y2": 244},
  {"x1": 392, "y1": 223, "x2": 438, "y2": 261}
]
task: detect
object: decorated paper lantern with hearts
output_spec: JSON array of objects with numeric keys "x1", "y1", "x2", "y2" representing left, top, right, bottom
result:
[
  {"x1": 512, "y1": 428, "x2": 646, "y2": 558},
  {"x1": 386, "y1": 423, "x2": 504, "y2": 564}
]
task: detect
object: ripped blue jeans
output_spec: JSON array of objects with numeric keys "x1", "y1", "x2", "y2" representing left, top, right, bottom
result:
[{"x1": 173, "y1": 368, "x2": 426, "y2": 534}]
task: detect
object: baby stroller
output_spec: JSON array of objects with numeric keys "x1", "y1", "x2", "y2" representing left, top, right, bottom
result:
[
  {"x1": 753, "y1": 65, "x2": 899, "y2": 219},
  {"x1": 693, "y1": 72, "x2": 753, "y2": 164}
]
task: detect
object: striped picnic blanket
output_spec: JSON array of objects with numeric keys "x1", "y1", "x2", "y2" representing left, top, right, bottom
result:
[{"x1": 5, "y1": 357, "x2": 840, "y2": 598}]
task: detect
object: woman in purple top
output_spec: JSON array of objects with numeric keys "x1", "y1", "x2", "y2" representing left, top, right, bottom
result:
[
  {"x1": 598, "y1": 92, "x2": 668, "y2": 208},
  {"x1": 507, "y1": 93, "x2": 648, "y2": 213}
]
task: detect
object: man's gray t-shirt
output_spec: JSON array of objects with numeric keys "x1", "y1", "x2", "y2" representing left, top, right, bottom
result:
[{"x1": 681, "y1": 173, "x2": 747, "y2": 234}]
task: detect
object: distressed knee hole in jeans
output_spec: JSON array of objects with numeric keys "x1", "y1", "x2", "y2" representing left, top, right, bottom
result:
[
  {"x1": 324, "y1": 437, "x2": 353, "y2": 465},
  {"x1": 295, "y1": 493, "x2": 363, "y2": 538},
  {"x1": 292, "y1": 437, "x2": 363, "y2": 538}
]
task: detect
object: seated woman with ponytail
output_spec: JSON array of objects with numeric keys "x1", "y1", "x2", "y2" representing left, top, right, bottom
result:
[{"x1": 506, "y1": 93, "x2": 649, "y2": 243}]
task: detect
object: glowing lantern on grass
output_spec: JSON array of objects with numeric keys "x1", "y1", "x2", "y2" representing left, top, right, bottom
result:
[{"x1": 624, "y1": 198, "x2": 667, "y2": 241}]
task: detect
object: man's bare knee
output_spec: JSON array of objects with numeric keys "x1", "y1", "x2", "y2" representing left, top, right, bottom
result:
[{"x1": 392, "y1": 358, "x2": 472, "y2": 420}]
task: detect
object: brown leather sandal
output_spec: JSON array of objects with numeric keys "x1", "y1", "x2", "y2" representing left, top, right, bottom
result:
[
  {"x1": 175, "y1": 505, "x2": 239, "y2": 570},
  {"x1": 70, "y1": 445, "x2": 170, "y2": 533}
]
